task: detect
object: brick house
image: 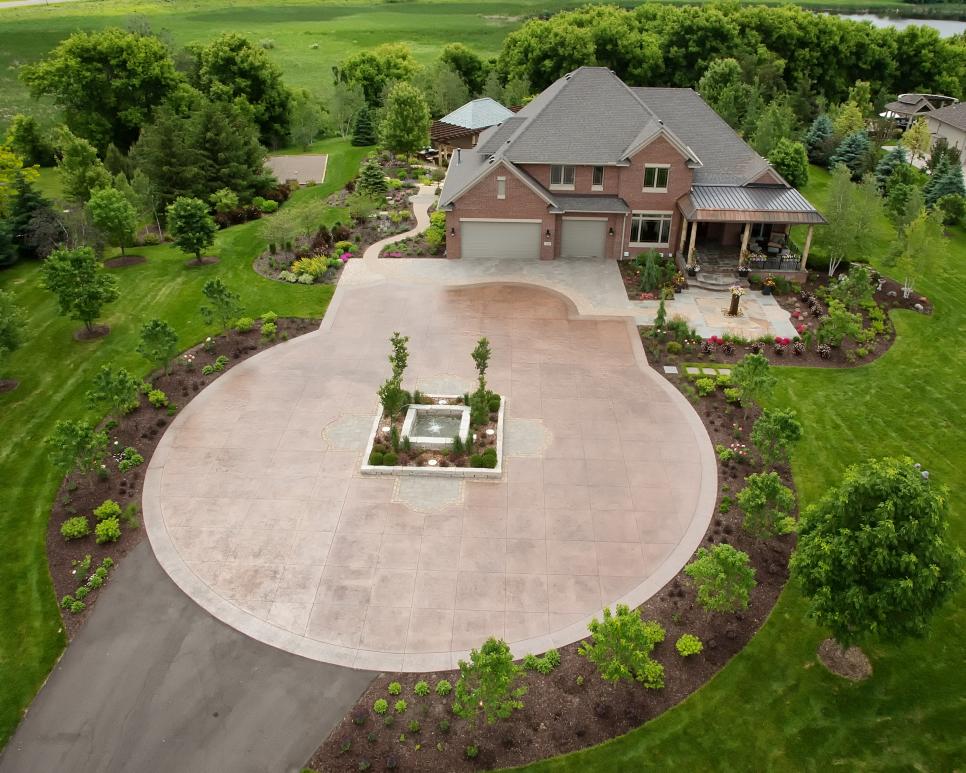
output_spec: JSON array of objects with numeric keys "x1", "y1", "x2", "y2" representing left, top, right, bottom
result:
[{"x1": 438, "y1": 67, "x2": 824, "y2": 277}]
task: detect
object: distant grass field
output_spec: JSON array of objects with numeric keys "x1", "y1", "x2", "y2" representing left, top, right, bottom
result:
[
  {"x1": 0, "y1": 137, "x2": 369, "y2": 746},
  {"x1": 520, "y1": 167, "x2": 966, "y2": 771},
  {"x1": 2, "y1": 0, "x2": 965, "y2": 129}
]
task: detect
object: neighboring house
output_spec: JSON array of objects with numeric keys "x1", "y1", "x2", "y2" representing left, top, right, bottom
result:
[
  {"x1": 923, "y1": 101, "x2": 966, "y2": 159},
  {"x1": 438, "y1": 67, "x2": 824, "y2": 276},
  {"x1": 430, "y1": 98, "x2": 514, "y2": 164},
  {"x1": 882, "y1": 93, "x2": 958, "y2": 131}
]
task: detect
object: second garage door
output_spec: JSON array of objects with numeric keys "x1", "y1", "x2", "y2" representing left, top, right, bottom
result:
[
  {"x1": 561, "y1": 218, "x2": 607, "y2": 258},
  {"x1": 460, "y1": 220, "x2": 541, "y2": 260}
]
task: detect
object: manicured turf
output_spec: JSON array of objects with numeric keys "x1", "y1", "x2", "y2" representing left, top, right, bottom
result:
[
  {"x1": 520, "y1": 167, "x2": 966, "y2": 770},
  {"x1": 0, "y1": 137, "x2": 369, "y2": 746},
  {"x1": 1, "y1": 0, "x2": 962, "y2": 128}
]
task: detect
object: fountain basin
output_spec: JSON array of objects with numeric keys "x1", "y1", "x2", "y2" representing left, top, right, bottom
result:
[{"x1": 400, "y1": 403, "x2": 471, "y2": 450}]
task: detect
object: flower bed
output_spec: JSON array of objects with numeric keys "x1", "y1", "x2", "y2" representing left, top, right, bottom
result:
[
  {"x1": 46, "y1": 317, "x2": 318, "y2": 639},
  {"x1": 619, "y1": 253, "x2": 687, "y2": 300},
  {"x1": 361, "y1": 393, "x2": 505, "y2": 478}
]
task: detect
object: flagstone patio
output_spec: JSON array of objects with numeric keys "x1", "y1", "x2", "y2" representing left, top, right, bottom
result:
[{"x1": 143, "y1": 282, "x2": 716, "y2": 672}]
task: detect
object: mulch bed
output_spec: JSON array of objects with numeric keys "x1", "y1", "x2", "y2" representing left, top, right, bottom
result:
[
  {"x1": 46, "y1": 317, "x2": 318, "y2": 639},
  {"x1": 0, "y1": 379, "x2": 18, "y2": 394},
  {"x1": 184, "y1": 256, "x2": 220, "y2": 267},
  {"x1": 817, "y1": 639, "x2": 872, "y2": 682},
  {"x1": 307, "y1": 390, "x2": 794, "y2": 773},
  {"x1": 104, "y1": 255, "x2": 147, "y2": 268},
  {"x1": 618, "y1": 258, "x2": 688, "y2": 300},
  {"x1": 73, "y1": 325, "x2": 110, "y2": 342}
]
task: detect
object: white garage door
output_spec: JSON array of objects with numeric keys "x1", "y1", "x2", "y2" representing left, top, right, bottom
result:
[
  {"x1": 561, "y1": 218, "x2": 606, "y2": 258},
  {"x1": 460, "y1": 220, "x2": 541, "y2": 260}
]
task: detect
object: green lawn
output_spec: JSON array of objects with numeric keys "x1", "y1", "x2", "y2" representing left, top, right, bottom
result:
[
  {"x1": 0, "y1": 137, "x2": 369, "y2": 746},
  {"x1": 521, "y1": 167, "x2": 966, "y2": 770},
  {"x1": 2, "y1": 0, "x2": 963, "y2": 128}
]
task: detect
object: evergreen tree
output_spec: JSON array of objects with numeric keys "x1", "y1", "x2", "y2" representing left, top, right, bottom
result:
[
  {"x1": 804, "y1": 114, "x2": 834, "y2": 166},
  {"x1": 7, "y1": 173, "x2": 53, "y2": 263},
  {"x1": 190, "y1": 99, "x2": 271, "y2": 201},
  {"x1": 351, "y1": 105, "x2": 377, "y2": 146},
  {"x1": 924, "y1": 161, "x2": 966, "y2": 207},
  {"x1": 829, "y1": 131, "x2": 871, "y2": 180},
  {"x1": 751, "y1": 98, "x2": 795, "y2": 158},
  {"x1": 0, "y1": 220, "x2": 18, "y2": 268},
  {"x1": 130, "y1": 107, "x2": 205, "y2": 207},
  {"x1": 875, "y1": 145, "x2": 907, "y2": 192},
  {"x1": 357, "y1": 157, "x2": 388, "y2": 197},
  {"x1": 4, "y1": 114, "x2": 55, "y2": 166},
  {"x1": 923, "y1": 156, "x2": 951, "y2": 205}
]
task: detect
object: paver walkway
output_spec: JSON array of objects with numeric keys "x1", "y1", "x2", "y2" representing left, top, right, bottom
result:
[
  {"x1": 0, "y1": 543, "x2": 372, "y2": 773},
  {"x1": 144, "y1": 282, "x2": 716, "y2": 672}
]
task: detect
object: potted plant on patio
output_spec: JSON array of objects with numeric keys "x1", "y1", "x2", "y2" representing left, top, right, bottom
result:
[
  {"x1": 737, "y1": 262, "x2": 750, "y2": 278},
  {"x1": 673, "y1": 273, "x2": 686, "y2": 293},
  {"x1": 761, "y1": 275, "x2": 776, "y2": 295},
  {"x1": 687, "y1": 263, "x2": 701, "y2": 277},
  {"x1": 727, "y1": 285, "x2": 745, "y2": 317}
]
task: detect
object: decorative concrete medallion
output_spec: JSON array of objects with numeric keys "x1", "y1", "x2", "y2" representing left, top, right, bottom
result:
[
  {"x1": 321, "y1": 414, "x2": 376, "y2": 450},
  {"x1": 503, "y1": 417, "x2": 552, "y2": 458},
  {"x1": 393, "y1": 476, "x2": 463, "y2": 512}
]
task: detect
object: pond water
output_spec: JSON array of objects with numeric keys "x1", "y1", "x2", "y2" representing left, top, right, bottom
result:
[
  {"x1": 831, "y1": 13, "x2": 966, "y2": 37},
  {"x1": 411, "y1": 410, "x2": 462, "y2": 439}
]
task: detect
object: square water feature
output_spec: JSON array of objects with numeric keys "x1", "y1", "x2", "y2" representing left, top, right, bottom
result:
[{"x1": 401, "y1": 403, "x2": 471, "y2": 450}]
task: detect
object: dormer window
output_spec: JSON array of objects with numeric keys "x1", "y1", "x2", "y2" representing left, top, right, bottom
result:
[
  {"x1": 643, "y1": 165, "x2": 670, "y2": 192},
  {"x1": 550, "y1": 165, "x2": 575, "y2": 189}
]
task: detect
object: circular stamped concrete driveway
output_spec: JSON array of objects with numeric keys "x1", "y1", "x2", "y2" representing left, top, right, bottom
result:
[{"x1": 143, "y1": 282, "x2": 715, "y2": 672}]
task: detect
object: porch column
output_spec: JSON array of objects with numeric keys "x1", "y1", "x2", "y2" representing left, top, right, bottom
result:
[
  {"x1": 678, "y1": 217, "x2": 689, "y2": 257},
  {"x1": 799, "y1": 224, "x2": 814, "y2": 271},
  {"x1": 739, "y1": 222, "x2": 751, "y2": 266},
  {"x1": 686, "y1": 220, "x2": 698, "y2": 266}
]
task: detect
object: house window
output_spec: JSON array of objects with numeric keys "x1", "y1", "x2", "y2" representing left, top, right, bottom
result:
[
  {"x1": 592, "y1": 166, "x2": 605, "y2": 189},
  {"x1": 630, "y1": 212, "x2": 673, "y2": 245},
  {"x1": 497, "y1": 176, "x2": 506, "y2": 200},
  {"x1": 550, "y1": 165, "x2": 576, "y2": 188},
  {"x1": 643, "y1": 165, "x2": 670, "y2": 192}
]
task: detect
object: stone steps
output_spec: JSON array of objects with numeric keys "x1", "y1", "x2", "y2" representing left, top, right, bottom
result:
[{"x1": 690, "y1": 271, "x2": 747, "y2": 292}]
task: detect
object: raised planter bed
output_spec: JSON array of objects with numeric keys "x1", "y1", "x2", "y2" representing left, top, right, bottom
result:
[{"x1": 361, "y1": 393, "x2": 505, "y2": 478}]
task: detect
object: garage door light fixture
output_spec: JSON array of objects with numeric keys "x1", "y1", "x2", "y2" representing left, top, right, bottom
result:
[{"x1": 545, "y1": 229, "x2": 551, "y2": 240}]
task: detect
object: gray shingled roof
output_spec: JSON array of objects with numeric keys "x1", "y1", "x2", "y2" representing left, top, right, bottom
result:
[
  {"x1": 681, "y1": 185, "x2": 825, "y2": 224},
  {"x1": 632, "y1": 87, "x2": 769, "y2": 185},
  {"x1": 551, "y1": 195, "x2": 629, "y2": 214},
  {"x1": 476, "y1": 117, "x2": 525, "y2": 156},
  {"x1": 926, "y1": 101, "x2": 966, "y2": 131},
  {"x1": 500, "y1": 67, "x2": 664, "y2": 165}
]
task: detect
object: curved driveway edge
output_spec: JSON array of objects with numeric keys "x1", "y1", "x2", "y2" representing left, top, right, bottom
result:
[{"x1": 142, "y1": 280, "x2": 717, "y2": 672}]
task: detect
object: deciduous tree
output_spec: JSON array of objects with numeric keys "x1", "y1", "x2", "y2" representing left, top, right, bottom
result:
[
  {"x1": 137, "y1": 318, "x2": 179, "y2": 374},
  {"x1": 684, "y1": 544, "x2": 757, "y2": 613},
  {"x1": 900, "y1": 116, "x2": 931, "y2": 163},
  {"x1": 440, "y1": 43, "x2": 488, "y2": 95},
  {"x1": 199, "y1": 278, "x2": 242, "y2": 333},
  {"x1": 86, "y1": 364, "x2": 141, "y2": 418},
  {"x1": 289, "y1": 90, "x2": 324, "y2": 150},
  {"x1": 333, "y1": 43, "x2": 418, "y2": 107},
  {"x1": 87, "y1": 187, "x2": 138, "y2": 255},
  {"x1": 737, "y1": 471, "x2": 796, "y2": 538},
  {"x1": 768, "y1": 138, "x2": 809, "y2": 188},
  {"x1": 40, "y1": 246, "x2": 119, "y2": 335},
  {"x1": 578, "y1": 604, "x2": 666, "y2": 688},
  {"x1": 379, "y1": 82, "x2": 429, "y2": 156},
  {"x1": 751, "y1": 407, "x2": 803, "y2": 466},
  {"x1": 54, "y1": 129, "x2": 112, "y2": 203},
  {"x1": 731, "y1": 353, "x2": 776, "y2": 417},
  {"x1": 166, "y1": 196, "x2": 216, "y2": 265},
  {"x1": 452, "y1": 638, "x2": 527, "y2": 724},
  {"x1": 45, "y1": 419, "x2": 109, "y2": 485},
  {"x1": 792, "y1": 457, "x2": 963, "y2": 648},
  {"x1": 21, "y1": 28, "x2": 179, "y2": 151}
]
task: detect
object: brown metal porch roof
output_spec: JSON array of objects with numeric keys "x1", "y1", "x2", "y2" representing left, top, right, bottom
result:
[{"x1": 679, "y1": 185, "x2": 826, "y2": 225}]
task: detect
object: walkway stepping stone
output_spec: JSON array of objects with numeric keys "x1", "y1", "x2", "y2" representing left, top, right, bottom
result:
[
  {"x1": 702, "y1": 367, "x2": 717, "y2": 375},
  {"x1": 685, "y1": 366, "x2": 701, "y2": 375},
  {"x1": 663, "y1": 365, "x2": 679, "y2": 374}
]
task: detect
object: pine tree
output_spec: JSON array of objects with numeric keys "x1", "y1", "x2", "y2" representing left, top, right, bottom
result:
[
  {"x1": 925, "y1": 162, "x2": 966, "y2": 207},
  {"x1": 357, "y1": 157, "x2": 388, "y2": 197},
  {"x1": 829, "y1": 131, "x2": 871, "y2": 180},
  {"x1": 875, "y1": 145, "x2": 907, "y2": 192},
  {"x1": 7, "y1": 173, "x2": 52, "y2": 263},
  {"x1": 804, "y1": 114, "x2": 834, "y2": 165},
  {"x1": 351, "y1": 106, "x2": 377, "y2": 147},
  {"x1": 923, "y1": 156, "x2": 951, "y2": 205}
]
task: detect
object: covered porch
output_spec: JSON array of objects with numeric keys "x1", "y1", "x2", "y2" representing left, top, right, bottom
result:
[{"x1": 676, "y1": 185, "x2": 825, "y2": 278}]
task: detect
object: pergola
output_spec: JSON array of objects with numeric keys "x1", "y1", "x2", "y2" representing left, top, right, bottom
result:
[{"x1": 677, "y1": 185, "x2": 826, "y2": 270}]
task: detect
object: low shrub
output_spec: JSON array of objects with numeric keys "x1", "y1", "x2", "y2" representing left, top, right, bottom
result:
[
  {"x1": 434, "y1": 679, "x2": 452, "y2": 696},
  {"x1": 522, "y1": 648, "x2": 561, "y2": 674},
  {"x1": 487, "y1": 394, "x2": 501, "y2": 413},
  {"x1": 382, "y1": 452, "x2": 398, "y2": 466},
  {"x1": 666, "y1": 341, "x2": 682, "y2": 355},
  {"x1": 465, "y1": 745, "x2": 479, "y2": 760},
  {"x1": 374, "y1": 698, "x2": 389, "y2": 715},
  {"x1": 261, "y1": 311, "x2": 278, "y2": 324},
  {"x1": 60, "y1": 516, "x2": 90, "y2": 541},
  {"x1": 93, "y1": 500, "x2": 122, "y2": 521},
  {"x1": 368, "y1": 450, "x2": 384, "y2": 466},
  {"x1": 407, "y1": 720, "x2": 420, "y2": 733},
  {"x1": 413, "y1": 681, "x2": 429, "y2": 696},
  {"x1": 393, "y1": 699, "x2": 407, "y2": 714},
  {"x1": 235, "y1": 316, "x2": 254, "y2": 332},
  {"x1": 118, "y1": 447, "x2": 144, "y2": 472},
  {"x1": 261, "y1": 322, "x2": 277, "y2": 340},
  {"x1": 694, "y1": 377, "x2": 716, "y2": 397},
  {"x1": 715, "y1": 374, "x2": 732, "y2": 388},
  {"x1": 715, "y1": 444, "x2": 736, "y2": 463},
  {"x1": 387, "y1": 681, "x2": 402, "y2": 695},
  {"x1": 675, "y1": 633, "x2": 704, "y2": 657},
  {"x1": 148, "y1": 389, "x2": 169, "y2": 408},
  {"x1": 94, "y1": 517, "x2": 122, "y2": 544},
  {"x1": 724, "y1": 387, "x2": 742, "y2": 404}
]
